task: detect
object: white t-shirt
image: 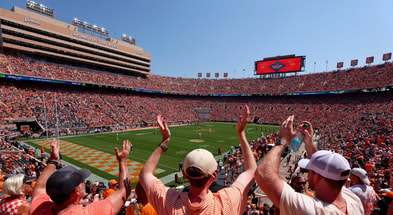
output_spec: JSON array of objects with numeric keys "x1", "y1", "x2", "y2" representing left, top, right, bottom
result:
[{"x1": 280, "y1": 183, "x2": 364, "y2": 214}]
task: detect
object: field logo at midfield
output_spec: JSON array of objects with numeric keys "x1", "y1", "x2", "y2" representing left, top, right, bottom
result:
[
  {"x1": 33, "y1": 139, "x2": 163, "y2": 183},
  {"x1": 189, "y1": 139, "x2": 204, "y2": 143}
]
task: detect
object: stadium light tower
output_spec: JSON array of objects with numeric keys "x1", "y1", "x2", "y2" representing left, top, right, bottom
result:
[
  {"x1": 72, "y1": 18, "x2": 109, "y2": 39},
  {"x1": 121, "y1": 34, "x2": 136, "y2": 45},
  {"x1": 26, "y1": 0, "x2": 55, "y2": 18}
]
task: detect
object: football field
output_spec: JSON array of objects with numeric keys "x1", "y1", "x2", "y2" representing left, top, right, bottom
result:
[{"x1": 25, "y1": 122, "x2": 279, "y2": 186}]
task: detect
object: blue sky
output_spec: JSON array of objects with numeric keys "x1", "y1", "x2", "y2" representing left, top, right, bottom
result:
[{"x1": 1, "y1": 1, "x2": 392, "y2": 78}]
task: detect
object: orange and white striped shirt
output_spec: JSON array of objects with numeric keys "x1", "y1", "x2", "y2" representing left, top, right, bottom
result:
[{"x1": 147, "y1": 179, "x2": 245, "y2": 214}]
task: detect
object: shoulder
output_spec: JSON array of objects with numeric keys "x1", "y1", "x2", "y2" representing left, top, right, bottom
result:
[
  {"x1": 342, "y1": 187, "x2": 364, "y2": 213},
  {"x1": 228, "y1": 181, "x2": 245, "y2": 192},
  {"x1": 213, "y1": 181, "x2": 244, "y2": 198},
  {"x1": 343, "y1": 186, "x2": 363, "y2": 200},
  {"x1": 146, "y1": 179, "x2": 169, "y2": 194},
  {"x1": 83, "y1": 198, "x2": 114, "y2": 214},
  {"x1": 17, "y1": 201, "x2": 30, "y2": 214},
  {"x1": 30, "y1": 193, "x2": 55, "y2": 215},
  {"x1": 280, "y1": 183, "x2": 321, "y2": 213},
  {"x1": 347, "y1": 184, "x2": 363, "y2": 194}
]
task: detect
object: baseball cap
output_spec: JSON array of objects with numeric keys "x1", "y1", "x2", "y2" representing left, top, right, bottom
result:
[
  {"x1": 298, "y1": 150, "x2": 350, "y2": 181},
  {"x1": 23, "y1": 176, "x2": 37, "y2": 184},
  {"x1": 184, "y1": 149, "x2": 217, "y2": 179},
  {"x1": 383, "y1": 191, "x2": 393, "y2": 198},
  {"x1": 109, "y1": 179, "x2": 117, "y2": 185},
  {"x1": 46, "y1": 166, "x2": 91, "y2": 204},
  {"x1": 351, "y1": 168, "x2": 370, "y2": 185}
]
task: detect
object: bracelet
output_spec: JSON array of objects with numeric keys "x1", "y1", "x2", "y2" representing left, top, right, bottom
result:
[
  {"x1": 158, "y1": 143, "x2": 168, "y2": 152},
  {"x1": 47, "y1": 160, "x2": 58, "y2": 166},
  {"x1": 275, "y1": 139, "x2": 287, "y2": 147}
]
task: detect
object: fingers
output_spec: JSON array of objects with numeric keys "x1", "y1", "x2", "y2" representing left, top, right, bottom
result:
[
  {"x1": 243, "y1": 105, "x2": 249, "y2": 123},
  {"x1": 122, "y1": 140, "x2": 131, "y2": 152},
  {"x1": 123, "y1": 139, "x2": 131, "y2": 149},
  {"x1": 244, "y1": 105, "x2": 250, "y2": 118},
  {"x1": 116, "y1": 140, "x2": 131, "y2": 157},
  {"x1": 238, "y1": 115, "x2": 244, "y2": 123},
  {"x1": 157, "y1": 115, "x2": 163, "y2": 127},
  {"x1": 304, "y1": 129, "x2": 311, "y2": 138},
  {"x1": 282, "y1": 115, "x2": 292, "y2": 128},
  {"x1": 287, "y1": 115, "x2": 294, "y2": 129}
]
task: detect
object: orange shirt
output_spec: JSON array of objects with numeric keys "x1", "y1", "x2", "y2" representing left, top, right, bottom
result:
[
  {"x1": 103, "y1": 188, "x2": 116, "y2": 199},
  {"x1": 30, "y1": 193, "x2": 113, "y2": 215},
  {"x1": 147, "y1": 179, "x2": 246, "y2": 214},
  {"x1": 126, "y1": 203, "x2": 158, "y2": 215}
]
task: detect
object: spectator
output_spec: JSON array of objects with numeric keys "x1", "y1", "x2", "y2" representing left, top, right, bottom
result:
[
  {"x1": 139, "y1": 105, "x2": 256, "y2": 214},
  {"x1": 23, "y1": 176, "x2": 36, "y2": 202},
  {"x1": 103, "y1": 179, "x2": 118, "y2": 199},
  {"x1": 126, "y1": 182, "x2": 157, "y2": 215},
  {"x1": 289, "y1": 173, "x2": 307, "y2": 194},
  {"x1": 0, "y1": 174, "x2": 30, "y2": 215},
  {"x1": 178, "y1": 160, "x2": 183, "y2": 172},
  {"x1": 348, "y1": 167, "x2": 379, "y2": 215},
  {"x1": 378, "y1": 191, "x2": 393, "y2": 215},
  {"x1": 255, "y1": 115, "x2": 364, "y2": 214},
  {"x1": 29, "y1": 138, "x2": 132, "y2": 215}
]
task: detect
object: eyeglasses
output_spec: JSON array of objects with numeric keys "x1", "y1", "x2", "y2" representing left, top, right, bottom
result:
[{"x1": 295, "y1": 182, "x2": 306, "y2": 185}]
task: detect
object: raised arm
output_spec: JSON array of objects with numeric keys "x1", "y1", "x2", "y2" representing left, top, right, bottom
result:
[
  {"x1": 255, "y1": 115, "x2": 295, "y2": 207},
  {"x1": 107, "y1": 139, "x2": 132, "y2": 214},
  {"x1": 32, "y1": 138, "x2": 60, "y2": 198},
  {"x1": 139, "y1": 115, "x2": 171, "y2": 191},
  {"x1": 234, "y1": 105, "x2": 257, "y2": 190}
]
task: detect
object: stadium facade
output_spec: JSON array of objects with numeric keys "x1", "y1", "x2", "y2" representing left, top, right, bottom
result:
[{"x1": 0, "y1": 5, "x2": 151, "y2": 77}]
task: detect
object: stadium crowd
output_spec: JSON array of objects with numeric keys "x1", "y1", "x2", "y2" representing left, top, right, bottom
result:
[
  {"x1": 1, "y1": 53, "x2": 393, "y2": 95},
  {"x1": 0, "y1": 53, "x2": 393, "y2": 214}
]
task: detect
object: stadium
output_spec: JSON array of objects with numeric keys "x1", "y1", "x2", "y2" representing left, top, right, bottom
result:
[{"x1": 0, "y1": 1, "x2": 392, "y2": 214}]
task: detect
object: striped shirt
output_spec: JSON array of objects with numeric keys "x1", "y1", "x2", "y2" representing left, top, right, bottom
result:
[{"x1": 147, "y1": 179, "x2": 245, "y2": 214}]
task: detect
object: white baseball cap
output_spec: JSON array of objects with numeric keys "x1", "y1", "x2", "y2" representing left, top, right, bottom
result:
[
  {"x1": 351, "y1": 168, "x2": 370, "y2": 185},
  {"x1": 184, "y1": 149, "x2": 217, "y2": 179},
  {"x1": 298, "y1": 150, "x2": 351, "y2": 181}
]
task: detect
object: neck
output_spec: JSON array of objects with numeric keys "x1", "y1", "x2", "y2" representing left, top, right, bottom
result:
[
  {"x1": 8, "y1": 195, "x2": 24, "y2": 201},
  {"x1": 52, "y1": 197, "x2": 80, "y2": 214},
  {"x1": 332, "y1": 196, "x2": 347, "y2": 214},
  {"x1": 315, "y1": 186, "x2": 347, "y2": 213},
  {"x1": 188, "y1": 186, "x2": 210, "y2": 204}
]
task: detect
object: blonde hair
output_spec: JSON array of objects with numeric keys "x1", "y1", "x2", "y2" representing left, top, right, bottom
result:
[
  {"x1": 132, "y1": 182, "x2": 147, "y2": 215},
  {"x1": 2, "y1": 174, "x2": 25, "y2": 196},
  {"x1": 132, "y1": 203, "x2": 143, "y2": 215}
]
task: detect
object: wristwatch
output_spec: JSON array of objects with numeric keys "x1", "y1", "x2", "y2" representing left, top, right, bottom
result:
[
  {"x1": 158, "y1": 143, "x2": 168, "y2": 152},
  {"x1": 275, "y1": 139, "x2": 287, "y2": 147},
  {"x1": 47, "y1": 160, "x2": 58, "y2": 166}
]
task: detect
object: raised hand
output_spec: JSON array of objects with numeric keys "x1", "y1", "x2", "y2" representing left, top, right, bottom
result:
[
  {"x1": 157, "y1": 115, "x2": 171, "y2": 141},
  {"x1": 278, "y1": 115, "x2": 297, "y2": 143},
  {"x1": 236, "y1": 105, "x2": 250, "y2": 134},
  {"x1": 297, "y1": 121, "x2": 313, "y2": 145},
  {"x1": 115, "y1": 139, "x2": 131, "y2": 162},
  {"x1": 50, "y1": 138, "x2": 60, "y2": 161}
]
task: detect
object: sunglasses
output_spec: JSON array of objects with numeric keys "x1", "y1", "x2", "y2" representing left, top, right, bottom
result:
[{"x1": 295, "y1": 182, "x2": 306, "y2": 185}]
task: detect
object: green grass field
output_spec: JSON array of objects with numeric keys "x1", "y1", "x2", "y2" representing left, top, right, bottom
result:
[{"x1": 26, "y1": 122, "x2": 279, "y2": 185}]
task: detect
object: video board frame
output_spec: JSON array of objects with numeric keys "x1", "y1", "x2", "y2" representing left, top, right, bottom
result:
[{"x1": 255, "y1": 55, "x2": 305, "y2": 75}]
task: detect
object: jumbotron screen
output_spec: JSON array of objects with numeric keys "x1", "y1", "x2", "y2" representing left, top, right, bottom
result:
[{"x1": 255, "y1": 56, "x2": 304, "y2": 74}]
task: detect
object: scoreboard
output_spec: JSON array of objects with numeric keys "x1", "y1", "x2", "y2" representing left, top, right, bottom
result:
[{"x1": 255, "y1": 55, "x2": 305, "y2": 74}]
